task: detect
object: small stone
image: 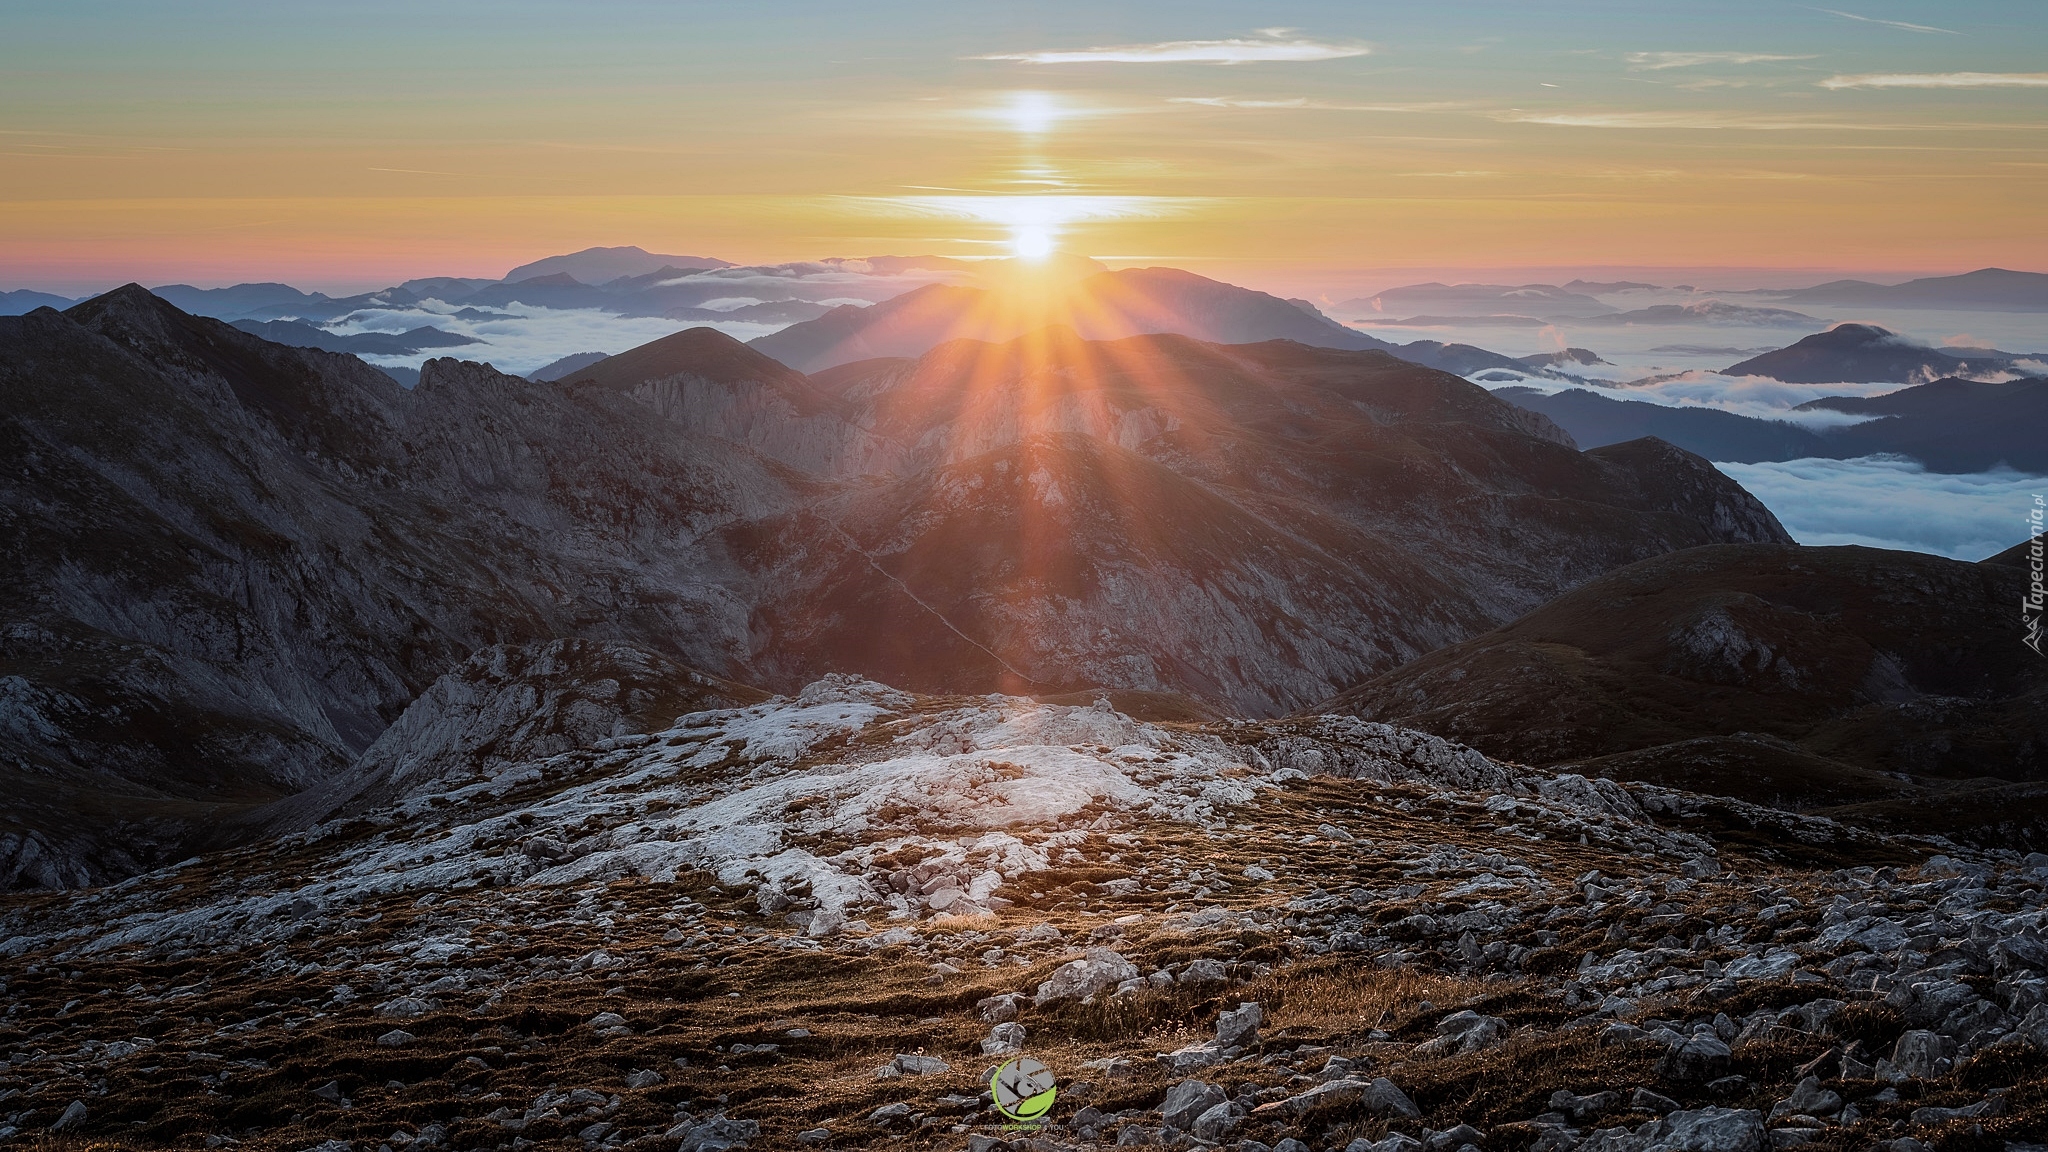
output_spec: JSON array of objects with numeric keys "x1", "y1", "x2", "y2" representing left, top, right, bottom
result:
[{"x1": 376, "y1": 1029, "x2": 414, "y2": 1047}]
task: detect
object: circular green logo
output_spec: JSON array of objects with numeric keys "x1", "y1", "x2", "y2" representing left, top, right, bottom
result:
[{"x1": 990, "y1": 1055, "x2": 1057, "y2": 1124}]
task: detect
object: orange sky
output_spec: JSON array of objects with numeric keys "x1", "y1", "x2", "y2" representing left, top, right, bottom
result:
[{"x1": 5, "y1": 2, "x2": 2045, "y2": 292}]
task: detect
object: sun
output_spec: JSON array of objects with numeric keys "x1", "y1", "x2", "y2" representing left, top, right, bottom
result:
[{"x1": 1011, "y1": 224, "x2": 1055, "y2": 261}]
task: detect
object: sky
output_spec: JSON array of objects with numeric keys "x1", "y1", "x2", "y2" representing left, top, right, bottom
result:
[{"x1": 4, "y1": 0, "x2": 2046, "y2": 293}]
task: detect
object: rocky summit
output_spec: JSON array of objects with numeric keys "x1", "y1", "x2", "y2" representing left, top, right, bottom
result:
[{"x1": 2, "y1": 672, "x2": 2046, "y2": 1151}]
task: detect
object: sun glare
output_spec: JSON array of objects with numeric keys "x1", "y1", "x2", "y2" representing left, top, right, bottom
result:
[
  {"x1": 997, "y1": 91, "x2": 1072, "y2": 136},
  {"x1": 868, "y1": 194, "x2": 1177, "y2": 262}
]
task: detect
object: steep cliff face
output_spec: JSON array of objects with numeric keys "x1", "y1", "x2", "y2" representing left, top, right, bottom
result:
[{"x1": 2, "y1": 291, "x2": 1787, "y2": 885}]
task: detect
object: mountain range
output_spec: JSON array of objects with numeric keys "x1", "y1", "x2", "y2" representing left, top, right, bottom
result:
[
  {"x1": 1497, "y1": 371, "x2": 2048, "y2": 473},
  {"x1": 0, "y1": 285, "x2": 1790, "y2": 887}
]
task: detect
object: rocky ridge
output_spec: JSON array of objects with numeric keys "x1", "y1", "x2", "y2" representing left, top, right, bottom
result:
[{"x1": 1, "y1": 676, "x2": 2044, "y2": 1151}]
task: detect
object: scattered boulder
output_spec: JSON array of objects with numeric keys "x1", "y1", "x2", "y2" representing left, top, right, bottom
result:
[
  {"x1": 674, "y1": 1116, "x2": 758, "y2": 1152},
  {"x1": 1216, "y1": 1002, "x2": 1263, "y2": 1048},
  {"x1": 1161, "y1": 1080, "x2": 1227, "y2": 1130},
  {"x1": 49, "y1": 1101, "x2": 87, "y2": 1132},
  {"x1": 1035, "y1": 948, "x2": 1139, "y2": 1005},
  {"x1": 1659, "y1": 1033, "x2": 1733, "y2": 1083},
  {"x1": 982, "y1": 1021, "x2": 1027, "y2": 1056},
  {"x1": 1415, "y1": 1010, "x2": 1507, "y2": 1057},
  {"x1": 1641, "y1": 1106, "x2": 1765, "y2": 1152}
]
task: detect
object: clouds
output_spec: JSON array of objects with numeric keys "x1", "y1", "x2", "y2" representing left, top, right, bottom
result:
[
  {"x1": 1498, "y1": 371, "x2": 1900, "y2": 427},
  {"x1": 1819, "y1": 71, "x2": 2048, "y2": 89},
  {"x1": 1626, "y1": 52, "x2": 1816, "y2": 70},
  {"x1": 332, "y1": 303, "x2": 777, "y2": 377},
  {"x1": 1814, "y1": 8, "x2": 1961, "y2": 36},
  {"x1": 973, "y1": 32, "x2": 1368, "y2": 66},
  {"x1": 1716, "y1": 456, "x2": 2036, "y2": 560},
  {"x1": 1167, "y1": 96, "x2": 1471, "y2": 112},
  {"x1": 1492, "y1": 110, "x2": 1897, "y2": 130}
]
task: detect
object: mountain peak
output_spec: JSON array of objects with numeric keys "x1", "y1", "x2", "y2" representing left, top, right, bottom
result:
[
  {"x1": 501, "y1": 245, "x2": 734, "y2": 284},
  {"x1": 1819, "y1": 321, "x2": 1897, "y2": 342},
  {"x1": 63, "y1": 283, "x2": 202, "y2": 346},
  {"x1": 561, "y1": 325, "x2": 805, "y2": 391}
]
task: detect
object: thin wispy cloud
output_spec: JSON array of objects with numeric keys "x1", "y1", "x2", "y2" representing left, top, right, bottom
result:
[
  {"x1": 1626, "y1": 51, "x2": 1817, "y2": 70},
  {"x1": 1814, "y1": 8, "x2": 1961, "y2": 35},
  {"x1": 1168, "y1": 96, "x2": 1469, "y2": 112},
  {"x1": 1819, "y1": 71, "x2": 2048, "y2": 89},
  {"x1": 1494, "y1": 109, "x2": 1928, "y2": 130},
  {"x1": 973, "y1": 31, "x2": 1369, "y2": 66}
]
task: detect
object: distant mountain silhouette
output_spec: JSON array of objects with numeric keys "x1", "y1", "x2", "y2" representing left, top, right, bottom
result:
[
  {"x1": 500, "y1": 245, "x2": 733, "y2": 284},
  {"x1": 1334, "y1": 282, "x2": 1615, "y2": 320},
  {"x1": 748, "y1": 268, "x2": 1529, "y2": 375},
  {"x1": 1573, "y1": 301, "x2": 1821, "y2": 328},
  {"x1": 1725, "y1": 323, "x2": 2029, "y2": 383},
  {"x1": 0, "y1": 289, "x2": 77, "y2": 315},
  {"x1": 230, "y1": 318, "x2": 480, "y2": 356},
  {"x1": 1776, "y1": 267, "x2": 2048, "y2": 312}
]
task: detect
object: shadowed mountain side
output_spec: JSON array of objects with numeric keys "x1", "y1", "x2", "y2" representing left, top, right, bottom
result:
[
  {"x1": 748, "y1": 268, "x2": 1529, "y2": 376},
  {"x1": 1324, "y1": 544, "x2": 2048, "y2": 846},
  {"x1": 728, "y1": 332, "x2": 1789, "y2": 713},
  {"x1": 1801, "y1": 376, "x2": 2048, "y2": 473},
  {"x1": 1498, "y1": 377, "x2": 2048, "y2": 473},
  {"x1": 556, "y1": 326, "x2": 907, "y2": 475},
  {"x1": 1494, "y1": 387, "x2": 1828, "y2": 462}
]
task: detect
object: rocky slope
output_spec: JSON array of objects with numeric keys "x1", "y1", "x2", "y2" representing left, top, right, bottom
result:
[
  {"x1": 1, "y1": 676, "x2": 2044, "y2": 1152},
  {"x1": 2, "y1": 291, "x2": 1786, "y2": 887},
  {"x1": 1325, "y1": 545, "x2": 2048, "y2": 849}
]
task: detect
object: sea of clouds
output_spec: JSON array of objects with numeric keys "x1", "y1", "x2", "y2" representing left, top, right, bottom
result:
[{"x1": 1717, "y1": 456, "x2": 2040, "y2": 561}]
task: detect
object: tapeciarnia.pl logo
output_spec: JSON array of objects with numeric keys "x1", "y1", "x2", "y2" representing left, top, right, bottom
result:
[
  {"x1": 989, "y1": 1055, "x2": 1058, "y2": 1125},
  {"x1": 2027, "y1": 494, "x2": 2046, "y2": 657}
]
